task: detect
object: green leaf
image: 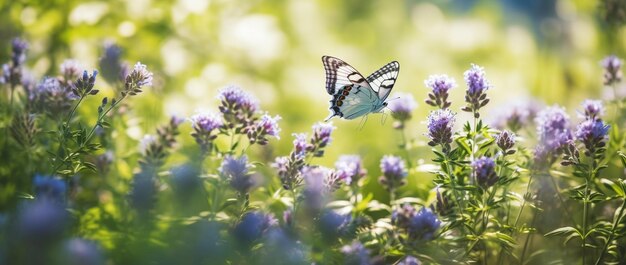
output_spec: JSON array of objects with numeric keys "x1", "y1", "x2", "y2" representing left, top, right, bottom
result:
[
  {"x1": 600, "y1": 178, "x2": 626, "y2": 197},
  {"x1": 545, "y1": 226, "x2": 581, "y2": 238}
]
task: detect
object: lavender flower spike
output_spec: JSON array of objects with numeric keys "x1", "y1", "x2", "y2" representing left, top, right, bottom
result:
[
  {"x1": 217, "y1": 85, "x2": 259, "y2": 129},
  {"x1": 220, "y1": 155, "x2": 255, "y2": 194},
  {"x1": 575, "y1": 119, "x2": 610, "y2": 157},
  {"x1": 335, "y1": 155, "x2": 367, "y2": 185},
  {"x1": 378, "y1": 155, "x2": 408, "y2": 191},
  {"x1": 496, "y1": 130, "x2": 516, "y2": 155},
  {"x1": 388, "y1": 92, "x2": 417, "y2": 129},
  {"x1": 601, "y1": 55, "x2": 622, "y2": 86},
  {"x1": 292, "y1": 133, "x2": 309, "y2": 157},
  {"x1": 309, "y1": 122, "x2": 335, "y2": 157},
  {"x1": 247, "y1": 114, "x2": 281, "y2": 145},
  {"x1": 426, "y1": 109, "x2": 455, "y2": 152},
  {"x1": 123, "y1": 62, "x2": 153, "y2": 96},
  {"x1": 424, "y1": 74, "x2": 456, "y2": 109},
  {"x1": 462, "y1": 64, "x2": 491, "y2": 117},
  {"x1": 472, "y1": 157, "x2": 498, "y2": 188},
  {"x1": 579, "y1": 99, "x2": 605, "y2": 121}
]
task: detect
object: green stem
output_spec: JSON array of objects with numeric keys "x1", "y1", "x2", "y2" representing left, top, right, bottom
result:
[
  {"x1": 594, "y1": 199, "x2": 626, "y2": 265},
  {"x1": 520, "y1": 208, "x2": 538, "y2": 264}
]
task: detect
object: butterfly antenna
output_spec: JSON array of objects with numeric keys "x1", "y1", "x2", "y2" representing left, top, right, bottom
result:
[
  {"x1": 357, "y1": 115, "x2": 368, "y2": 131},
  {"x1": 324, "y1": 113, "x2": 336, "y2": 122},
  {"x1": 381, "y1": 111, "x2": 388, "y2": 125}
]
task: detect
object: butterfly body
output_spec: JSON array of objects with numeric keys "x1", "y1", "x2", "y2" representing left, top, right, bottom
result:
[{"x1": 322, "y1": 56, "x2": 399, "y2": 121}]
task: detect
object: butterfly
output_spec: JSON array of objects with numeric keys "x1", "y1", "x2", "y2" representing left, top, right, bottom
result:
[{"x1": 322, "y1": 56, "x2": 399, "y2": 121}]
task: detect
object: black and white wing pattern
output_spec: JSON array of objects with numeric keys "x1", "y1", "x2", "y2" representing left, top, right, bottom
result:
[
  {"x1": 322, "y1": 56, "x2": 399, "y2": 121},
  {"x1": 322, "y1": 56, "x2": 369, "y2": 95},
  {"x1": 366, "y1": 61, "x2": 399, "y2": 102}
]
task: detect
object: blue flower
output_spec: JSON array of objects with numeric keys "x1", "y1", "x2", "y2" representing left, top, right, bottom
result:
[
  {"x1": 535, "y1": 105, "x2": 571, "y2": 151},
  {"x1": 575, "y1": 119, "x2": 610, "y2": 156},
  {"x1": 63, "y1": 238, "x2": 104, "y2": 265},
  {"x1": 319, "y1": 210, "x2": 352, "y2": 240},
  {"x1": 128, "y1": 172, "x2": 157, "y2": 214},
  {"x1": 11, "y1": 38, "x2": 28, "y2": 67},
  {"x1": 424, "y1": 74, "x2": 456, "y2": 109},
  {"x1": 190, "y1": 111, "x2": 223, "y2": 133},
  {"x1": 302, "y1": 166, "x2": 338, "y2": 211},
  {"x1": 378, "y1": 155, "x2": 408, "y2": 191},
  {"x1": 233, "y1": 211, "x2": 277, "y2": 245},
  {"x1": 292, "y1": 133, "x2": 309, "y2": 157},
  {"x1": 33, "y1": 175, "x2": 67, "y2": 203},
  {"x1": 426, "y1": 109, "x2": 455, "y2": 151},
  {"x1": 220, "y1": 155, "x2": 255, "y2": 194},
  {"x1": 312, "y1": 122, "x2": 335, "y2": 148},
  {"x1": 170, "y1": 164, "x2": 201, "y2": 198},
  {"x1": 217, "y1": 85, "x2": 259, "y2": 114},
  {"x1": 472, "y1": 157, "x2": 498, "y2": 188},
  {"x1": 99, "y1": 42, "x2": 127, "y2": 84},
  {"x1": 18, "y1": 200, "x2": 68, "y2": 245},
  {"x1": 398, "y1": 256, "x2": 422, "y2": 265},
  {"x1": 31, "y1": 77, "x2": 77, "y2": 114},
  {"x1": 394, "y1": 205, "x2": 441, "y2": 241}
]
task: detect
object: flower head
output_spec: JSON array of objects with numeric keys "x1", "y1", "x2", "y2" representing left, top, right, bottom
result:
[
  {"x1": 579, "y1": 99, "x2": 605, "y2": 121},
  {"x1": 33, "y1": 175, "x2": 67, "y2": 203},
  {"x1": 11, "y1": 38, "x2": 28, "y2": 67},
  {"x1": 496, "y1": 130, "x2": 516, "y2": 155},
  {"x1": 220, "y1": 155, "x2": 256, "y2": 194},
  {"x1": 247, "y1": 114, "x2": 281, "y2": 145},
  {"x1": 490, "y1": 100, "x2": 541, "y2": 132},
  {"x1": 388, "y1": 92, "x2": 417, "y2": 128},
  {"x1": 72, "y1": 70, "x2": 99, "y2": 98},
  {"x1": 462, "y1": 64, "x2": 491, "y2": 117},
  {"x1": 233, "y1": 211, "x2": 277, "y2": 245},
  {"x1": 217, "y1": 86, "x2": 259, "y2": 129},
  {"x1": 302, "y1": 166, "x2": 339, "y2": 211},
  {"x1": 189, "y1": 111, "x2": 223, "y2": 155},
  {"x1": 472, "y1": 157, "x2": 498, "y2": 188},
  {"x1": 31, "y1": 77, "x2": 77, "y2": 114},
  {"x1": 335, "y1": 155, "x2": 367, "y2": 185},
  {"x1": 309, "y1": 122, "x2": 335, "y2": 157},
  {"x1": 18, "y1": 200, "x2": 68, "y2": 245},
  {"x1": 393, "y1": 205, "x2": 441, "y2": 241},
  {"x1": 535, "y1": 105, "x2": 571, "y2": 151},
  {"x1": 123, "y1": 62, "x2": 153, "y2": 96},
  {"x1": 292, "y1": 133, "x2": 309, "y2": 157},
  {"x1": 170, "y1": 164, "x2": 201, "y2": 198},
  {"x1": 379, "y1": 155, "x2": 408, "y2": 191},
  {"x1": 601, "y1": 55, "x2": 623, "y2": 86},
  {"x1": 128, "y1": 171, "x2": 157, "y2": 214},
  {"x1": 426, "y1": 109, "x2": 455, "y2": 152},
  {"x1": 60, "y1": 59, "x2": 83, "y2": 83},
  {"x1": 398, "y1": 256, "x2": 422, "y2": 265},
  {"x1": 424, "y1": 74, "x2": 456, "y2": 109},
  {"x1": 99, "y1": 42, "x2": 127, "y2": 84},
  {"x1": 319, "y1": 210, "x2": 352, "y2": 240},
  {"x1": 575, "y1": 119, "x2": 610, "y2": 156}
]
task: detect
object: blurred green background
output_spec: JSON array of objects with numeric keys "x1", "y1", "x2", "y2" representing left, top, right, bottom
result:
[{"x1": 1, "y1": 0, "x2": 625, "y2": 201}]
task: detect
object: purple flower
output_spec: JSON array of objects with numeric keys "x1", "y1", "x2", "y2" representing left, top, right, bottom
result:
[
  {"x1": 312, "y1": 122, "x2": 334, "y2": 147},
  {"x1": 233, "y1": 211, "x2": 277, "y2": 245},
  {"x1": 378, "y1": 155, "x2": 408, "y2": 191},
  {"x1": 462, "y1": 64, "x2": 491, "y2": 117},
  {"x1": 535, "y1": 105, "x2": 570, "y2": 147},
  {"x1": 575, "y1": 119, "x2": 610, "y2": 156},
  {"x1": 496, "y1": 130, "x2": 516, "y2": 155},
  {"x1": 335, "y1": 155, "x2": 367, "y2": 185},
  {"x1": 33, "y1": 175, "x2": 67, "y2": 203},
  {"x1": 123, "y1": 62, "x2": 153, "y2": 96},
  {"x1": 292, "y1": 133, "x2": 309, "y2": 157},
  {"x1": 579, "y1": 99, "x2": 605, "y2": 121},
  {"x1": 220, "y1": 155, "x2": 256, "y2": 194},
  {"x1": 18, "y1": 200, "x2": 68, "y2": 245},
  {"x1": 217, "y1": 85, "x2": 259, "y2": 127},
  {"x1": 393, "y1": 204, "x2": 441, "y2": 241},
  {"x1": 472, "y1": 157, "x2": 498, "y2": 188},
  {"x1": 302, "y1": 166, "x2": 338, "y2": 211},
  {"x1": 190, "y1": 111, "x2": 223, "y2": 133},
  {"x1": 490, "y1": 100, "x2": 541, "y2": 132},
  {"x1": 60, "y1": 59, "x2": 83, "y2": 83},
  {"x1": 424, "y1": 74, "x2": 456, "y2": 109},
  {"x1": 128, "y1": 171, "x2": 157, "y2": 214},
  {"x1": 432, "y1": 186, "x2": 452, "y2": 216},
  {"x1": 63, "y1": 238, "x2": 104, "y2": 265},
  {"x1": 99, "y1": 42, "x2": 127, "y2": 84},
  {"x1": 190, "y1": 111, "x2": 223, "y2": 154},
  {"x1": 31, "y1": 77, "x2": 77, "y2": 114},
  {"x1": 170, "y1": 164, "x2": 201, "y2": 198},
  {"x1": 11, "y1": 38, "x2": 28, "y2": 67},
  {"x1": 272, "y1": 155, "x2": 304, "y2": 190},
  {"x1": 601, "y1": 55, "x2": 622, "y2": 86},
  {"x1": 388, "y1": 92, "x2": 417, "y2": 127},
  {"x1": 426, "y1": 109, "x2": 455, "y2": 152},
  {"x1": 248, "y1": 114, "x2": 281, "y2": 145},
  {"x1": 72, "y1": 70, "x2": 99, "y2": 98},
  {"x1": 309, "y1": 122, "x2": 335, "y2": 157},
  {"x1": 398, "y1": 256, "x2": 422, "y2": 265},
  {"x1": 341, "y1": 241, "x2": 371, "y2": 265}
]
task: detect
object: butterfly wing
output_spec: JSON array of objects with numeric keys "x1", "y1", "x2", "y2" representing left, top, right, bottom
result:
[
  {"x1": 322, "y1": 56, "x2": 381, "y2": 121},
  {"x1": 366, "y1": 61, "x2": 399, "y2": 102}
]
